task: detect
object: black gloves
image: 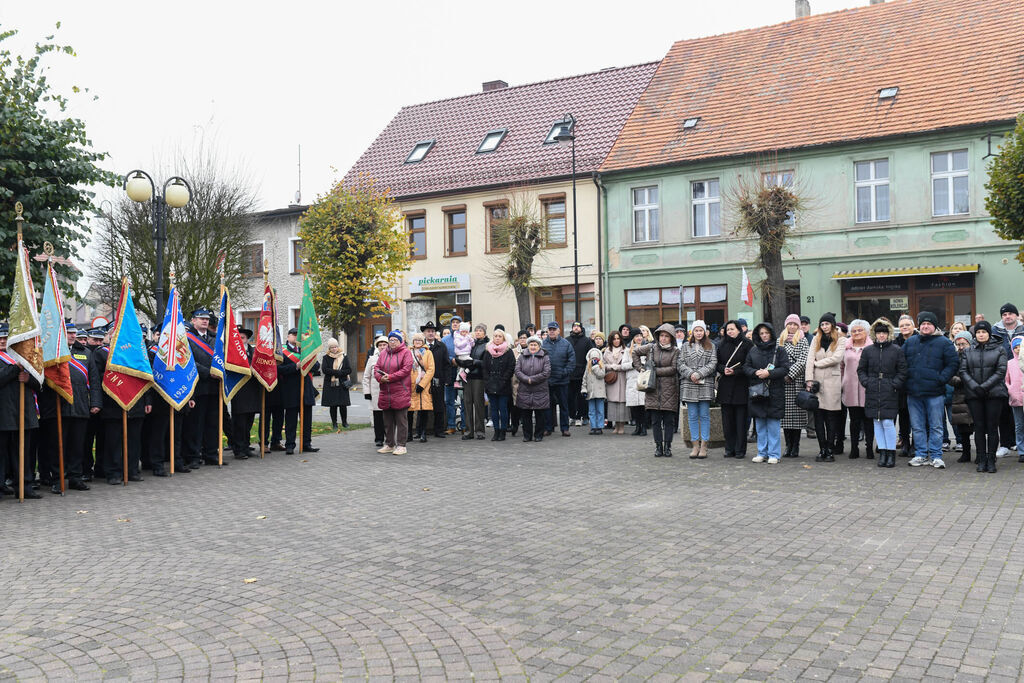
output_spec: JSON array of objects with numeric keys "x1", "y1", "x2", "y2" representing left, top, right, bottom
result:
[
  {"x1": 364, "y1": 393, "x2": 371, "y2": 401},
  {"x1": 416, "y1": 385, "x2": 424, "y2": 393}
]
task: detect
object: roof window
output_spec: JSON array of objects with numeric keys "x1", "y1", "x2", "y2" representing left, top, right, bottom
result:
[
  {"x1": 405, "y1": 140, "x2": 435, "y2": 164},
  {"x1": 477, "y1": 129, "x2": 507, "y2": 154},
  {"x1": 878, "y1": 87, "x2": 899, "y2": 100},
  {"x1": 544, "y1": 119, "x2": 573, "y2": 145},
  {"x1": 682, "y1": 117, "x2": 700, "y2": 129}
]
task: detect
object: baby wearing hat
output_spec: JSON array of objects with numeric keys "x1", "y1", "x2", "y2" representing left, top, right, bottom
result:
[{"x1": 453, "y1": 322, "x2": 473, "y2": 388}]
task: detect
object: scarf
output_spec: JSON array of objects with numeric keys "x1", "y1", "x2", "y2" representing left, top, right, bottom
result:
[
  {"x1": 412, "y1": 346, "x2": 428, "y2": 384},
  {"x1": 486, "y1": 339, "x2": 509, "y2": 357},
  {"x1": 327, "y1": 346, "x2": 343, "y2": 360},
  {"x1": 606, "y1": 344, "x2": 623, "y2": 365}
]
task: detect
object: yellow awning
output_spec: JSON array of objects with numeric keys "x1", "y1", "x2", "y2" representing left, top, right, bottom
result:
[{"x1": 831, "y1": 264, "x2": 979, "y2": 280}]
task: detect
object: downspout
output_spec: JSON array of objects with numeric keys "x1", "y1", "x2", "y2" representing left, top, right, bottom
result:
[{"x1": 593, "y1": 172, "x2": 608, "y2": 330}]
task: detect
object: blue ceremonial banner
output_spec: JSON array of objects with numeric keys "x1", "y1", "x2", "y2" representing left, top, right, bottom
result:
[
  {"x1": 152, "y1": 285, "x2": 198, "y2": 410},
  {"x1": 212, "y1": 288, "x2": 251, "y2": 403},
  {"x1": 103, "y1": 278, "x2": 154, "y2": 410}
]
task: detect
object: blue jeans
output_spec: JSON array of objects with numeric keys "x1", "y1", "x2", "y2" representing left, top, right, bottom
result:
[
  {"x1": 754, "y1": 417, "x2": 781, "y2": 459},
  {"x1": 908, "y1": 395, "x2": 945, "y2": 460},
  {"x1": 588, "y1": 398, "x2": 605, "y2": 430},
  {"x1": 873, "y1": 419, "x2": 897, "y2": 450},
  {"x1": 685, "y1": 401, "x2": 711, "y2": 441},
  {"x1": 1012, "y1": 406, "x2": 1024, "y2": 454},
  {"x1": 444, "y1": 385, "x2": 460, "y2": 430},
  {"x1": 487, "y1": 393, "x2": 509, "y2": 431},
  {"x1": 547, "y1": 384, "x2": 570, "y2": 433}
]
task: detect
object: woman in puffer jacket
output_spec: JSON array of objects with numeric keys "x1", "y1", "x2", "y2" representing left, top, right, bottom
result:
[
  {"x1": 632, "y1": 323, "x2": 680, "y2": 458},
  {"x1": 581, "y1": 347, "x2": 607, "y2": 434},
  {"x1": 959, "y1": 320, "x2": 1007, "y2": 473},
  {"x1": 857, "y1": 318, "x2": 907, "y2": 468}
]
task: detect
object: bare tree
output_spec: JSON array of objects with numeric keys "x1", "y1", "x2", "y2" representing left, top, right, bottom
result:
[{"x1": 489, "y1": 194, "x2": 546, "y2": 330}]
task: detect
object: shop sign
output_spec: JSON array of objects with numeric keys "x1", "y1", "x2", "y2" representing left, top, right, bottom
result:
[
  {"x1": 843, "y1": 278, "x2": 906, "y2": 293},
  {"x1": 410, "y1": 273, "x2": 470, "y2": 294},
  {"x1": 919, "y1": 273, "x2": 973, "y2": 290},
  {"x1": 890, "y1": 296, "x2": 909, "y2": 311}
]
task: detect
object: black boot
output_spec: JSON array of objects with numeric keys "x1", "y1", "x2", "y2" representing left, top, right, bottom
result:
[
  {"x1": 888, "y1": 450, "x2": 897, "y2": 468},
  {"x1": 491, "y1": 430, "x2": 500, "y2": 441},
  {"x1": 977, "y1": 453, "x2": 987, "y2": 473},
  {"x1": 789, "y1": 430, "x2": 800, "y2": 458},
  {"x1": 822, "y1": 448, "x2": 835, "y2": 462},
  {"x1": 782, "y1": 430, "x2": 793, "y2": 458},
  {"x1": 630, "y1": 420, "x2": 641, "y2": 436},
  {"x1": 654, "y1": 441, "x2": 664, "y2": 457},
  {"x1": 877, "y1": 448, "x2": 887, "y2": 467},
  {"x1": 815, "y1": 449, "x2": 826, "y2": 462},
  {"x1": 663, "y1": 442, "x2": 673, "y2": 458},
  {"x1": 497, "y1": 430, "x2": 506, "y2": 441},
  {"x1": 986, "y1": 452, "x2": 997, "y2": 474},
  {"x1": 849, "y1": 442, "x2": 860, "y2": 459},
  {"x1": 865, "y1": 437, "x2": 874, "y2": 460}
]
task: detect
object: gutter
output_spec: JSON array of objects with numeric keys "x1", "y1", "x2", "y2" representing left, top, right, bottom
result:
[{"x1": 593, "y1": 171, "x2": 608, "y2": 330}]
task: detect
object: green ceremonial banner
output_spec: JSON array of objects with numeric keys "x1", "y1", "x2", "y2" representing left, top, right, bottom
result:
[{"x1": 298, "y1": 275, "x2": 322, "y2": 376}]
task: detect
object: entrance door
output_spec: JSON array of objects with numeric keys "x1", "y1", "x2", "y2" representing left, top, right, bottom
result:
[
  {"x1": 357, "y1": 316, "x2": 391, "y2": 371},
  {"x1": 913, "y1": 292, "x2": 973, "y2": 332}
]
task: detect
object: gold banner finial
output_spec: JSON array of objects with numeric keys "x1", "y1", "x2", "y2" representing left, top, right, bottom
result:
[{"x1": 43, "y1": 241, "x2": 54, "y2": 258}]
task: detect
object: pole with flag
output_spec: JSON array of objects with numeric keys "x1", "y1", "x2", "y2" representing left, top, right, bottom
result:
[
  {"x1": 40, "y1": 241, "x2": 73, "y2": 495},
  {"x1": 251, "y1": 261, "x2": 280, "y2": 458},
  {"x1": 297, "y1": 274, "x2": 323, "y2": 454},
  {"x1": 211, "y1": 269, "x2": 252, "y2": 467},
  {"x1": 103, "y1": 277, "x2": 154, "y2": 484},
  {"x1": 151, "y1": 264, "x2": 198, "y2": 476},
  {"x1": 8, "y1": 203, "x2": 44, "y2": 502},
  {"x1": 741, "y1": 266, "x2": 755, "y2": 309}
]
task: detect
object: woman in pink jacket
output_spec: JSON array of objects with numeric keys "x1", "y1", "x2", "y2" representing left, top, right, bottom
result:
[
  {"x1": 1005, "y1": 337, "x2": 1024, "y2": 457},
  {"x1": 374, "y1": 330, "x2": 414, "y2": 455},
  {"x1": 841, "y1": 319, "x2": 873, "y2": 459}
]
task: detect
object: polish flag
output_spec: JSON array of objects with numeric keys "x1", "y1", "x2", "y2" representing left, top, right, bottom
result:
[{"x1": 741, "y1": 267, "x2": 754, "y2": 307}]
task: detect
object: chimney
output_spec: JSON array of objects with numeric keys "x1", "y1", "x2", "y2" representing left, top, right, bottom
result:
[
  {"x1": 482, "y1": 80, "x2": 508, "y2": 93},
  {"x1": 795, "y1": 0, "x2": 810, "y2": 18}
]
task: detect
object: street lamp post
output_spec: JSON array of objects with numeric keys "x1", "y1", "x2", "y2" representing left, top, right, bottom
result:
[
  {"x1": 555, "y1": 114, "x2": 580, "y2": 323},
  {"x1": 123, "y1": 170, "x2": 192, "y2": 317}
]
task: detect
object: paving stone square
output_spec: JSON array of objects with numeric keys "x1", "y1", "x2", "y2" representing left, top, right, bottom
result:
[{"x1": 3, "y1": 428, "x2": 1024, "y2": 680}]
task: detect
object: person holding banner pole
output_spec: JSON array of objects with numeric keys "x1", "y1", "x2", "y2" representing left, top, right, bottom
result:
[{"x1": 0, "y1": 324, "x2": 42, "y2": 500}]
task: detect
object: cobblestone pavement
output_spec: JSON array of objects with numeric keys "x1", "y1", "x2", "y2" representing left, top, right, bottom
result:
[{"x1": 3, "y1": 427, "x2": 1024, "y2": 681}]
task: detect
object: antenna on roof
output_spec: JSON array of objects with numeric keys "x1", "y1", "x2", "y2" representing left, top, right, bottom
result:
[{"x1": 294, "y1": 144, "x2": 302, "y2": 205}]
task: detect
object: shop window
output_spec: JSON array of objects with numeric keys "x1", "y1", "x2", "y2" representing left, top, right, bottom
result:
[
  {"x1": 854, "y1": 159, "x2": 890, "y2": 223},
  {"x1": 542, "y1": 198, "x2": 566, "y2": 247},
  {"x1": 625, "y1": 284, "x2": 727, "y2": 337},
  {"x1": 485, "y1": 202, "x2": 509, "y2": 252},
  {"x1": 446, "y1": 210, "x2": 467, "y2": 256},
  {"x1": 407, "y1": 213, "x2": 426, "y2": 259},
  {"x1": 762, "y1": 281, "x2": 801, "y2": 321},
  {"x1": 931, "y1": 150, "x2": 969, "y2": 216}
]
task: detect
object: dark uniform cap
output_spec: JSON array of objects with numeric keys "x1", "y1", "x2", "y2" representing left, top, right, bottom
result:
[
  {"x1": 237, "y1": 326, "x2": 253, "y2": 338},
  {"x1": 287, "y1": 327, "x2": 298, "y2": 336},
  {"x1": 89, "y1": 327, "x2": 106, "y2": 339},
  {"x1": 191, "y1": 308, "x2": 212, "y2": 319}
]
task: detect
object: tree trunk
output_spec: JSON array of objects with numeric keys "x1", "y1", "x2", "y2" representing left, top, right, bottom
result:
[
  {"x1": 762, "y1": 243, "x2": 787, "y2": 331},
  {"x1": 513, "y1": 284, "x2": 532, "y2": 331}
]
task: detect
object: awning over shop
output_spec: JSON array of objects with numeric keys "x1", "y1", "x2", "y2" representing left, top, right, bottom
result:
[{"x1": 831, "y1": 264, "x2": 980, "y2": 280}]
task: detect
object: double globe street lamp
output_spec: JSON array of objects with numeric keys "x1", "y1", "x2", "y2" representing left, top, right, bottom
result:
[
  {"x1": 554, "y1": 114, "x2": 581, "y2": 323},
  {"x1": 123, "y1": 170, "x2": 193, "y2": 317}
]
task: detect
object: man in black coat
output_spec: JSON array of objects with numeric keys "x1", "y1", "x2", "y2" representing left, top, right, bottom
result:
[
  {"x1": 567, "y1": 322, "x2": 594, "y2": 426},
  {"x1": 0, "y1": 323, "x2": 43, "y2": 499},
  {"x1": 37, "y1": 321, "x2": 92, "y2": 493},
  {"x1": 182, "y1": 308, "x2": 222, "y2": 468},
  {"x1": 422, "y1": 321, "x2": 449, "y2": 438},
  {"x1": 230, "y1": 327, "x2": 260, "y2": 459},
  {"x1": 280, "y1": 328, "x2": 320, "y2": 454},
  {"x1": 82, "y1": 326, "x2": 105, "y2": 480},
  {"x1": 89, "y1": 338, "x2": 152, "y2": 485}
]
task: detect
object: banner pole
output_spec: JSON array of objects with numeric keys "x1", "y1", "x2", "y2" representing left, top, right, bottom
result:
[
  {"x1": 260, "y1": 388, "x2": 266, "y2": 458},
  {"x1": 18, "y1": 383, "x2": 24, "y2": 502},
  {"x1": 299, "y1": 376, "x2": 304, "y2": 454},
  {"x1": 169, "y1": 404, "x2": 175, "y2": 476},
  {"x1": 56, "y1": 401, "x2": 65, "y2": 495},
  {"x1": 122, "y1": 409, "x2": 128, "y2": 485},
  {"x1": 218, "y1": 378, "x2": 224, "y2": 467}
]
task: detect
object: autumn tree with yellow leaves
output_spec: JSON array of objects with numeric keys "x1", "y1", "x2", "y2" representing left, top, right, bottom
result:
[{"x1": 297, "y1": 176, "x2": 410, "y2": 338}]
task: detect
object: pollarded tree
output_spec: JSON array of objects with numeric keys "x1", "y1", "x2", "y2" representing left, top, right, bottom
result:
[
  {"x1": 0, "y1": 23, "x2": 117, "y2": 311},
  {"x1": 298, "y1": 175, "x2": 411, "y2": 338},
  {"x1": 489, "y1": 195, "x2": 546, "y2": 330},
  {"x1": 987, "y1": 114, "x2": 1024, "y2": 264}
]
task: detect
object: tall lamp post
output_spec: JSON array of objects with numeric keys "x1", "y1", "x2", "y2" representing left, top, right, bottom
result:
[
  {"x1": 554, "y1": 114, "x2": 580, "y2": 323},
  {"x1": 123, "y1": 170, "x2": 192, "y2": 317}
]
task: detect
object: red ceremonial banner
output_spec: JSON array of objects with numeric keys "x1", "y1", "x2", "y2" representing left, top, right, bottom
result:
[{"x1": 251, "y1": 283, "x2": 278, "y2": 391}]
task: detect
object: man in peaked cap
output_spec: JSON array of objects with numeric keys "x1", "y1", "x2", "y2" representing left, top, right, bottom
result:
[
  {"x1": 182, "y1": 307, "x2": 223, "y2": 469},
  {"x1": 421, "y1": 320, "x2": 449, "y2": 438}
]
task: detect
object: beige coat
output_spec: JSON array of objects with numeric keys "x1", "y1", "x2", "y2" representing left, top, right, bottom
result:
[
  {"x1": 408, "y1": 346, "x2": 435, "y2": 411},
  {"x1": 805, "y1": 333, "x2": 846, "y2": 411},
  {"x1": 602, "y1": 345, "x2": 629, "y2": 403},
  {"x1": 581, "y1": 348, "x2": 607, "y2": 400}
]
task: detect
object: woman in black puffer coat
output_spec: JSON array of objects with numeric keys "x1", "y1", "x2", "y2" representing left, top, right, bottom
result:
[
  {"x1": 857, "y1": 318, "x2": 907, "y2": 468},
  {"x1": 742, "y1": 323, "x2": 791, "y2": 463},
  {"x1": 716, "y1": 320, "x2": 752, "y2": 459},
  {"x1": 949, "y1": 331, "x2": 975, "y2": 464},
  {"x1": 959, "y1": 320, "x2": 1007, "y2": 473}
]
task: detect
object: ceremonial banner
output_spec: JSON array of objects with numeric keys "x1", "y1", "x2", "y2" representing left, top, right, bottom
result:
[
  {"x1": 102, "y1": 278, "x2": 153, "y2": 410},
  {"x1": 251, "y1": 283, "x2": 279, "y2": 391},
  {"x1": 297, "y1": 276, "x2": 322, "y2": 376},
  {"x1": 40, "y1": 261, "x2": 73, "y2": 402},
  {"x1": 152, "y1": 285, "x2": 198, "y2": 410},
  {"x1": 212, "y1": 288, "x2": 251, "y2": 402},
  {"x1": 7, "y1": 233, "x2": 43, "y2": 383}
]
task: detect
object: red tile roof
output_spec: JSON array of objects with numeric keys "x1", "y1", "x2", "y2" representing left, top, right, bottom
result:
[
  {"x1": 601, "y1": 0, "x2": 1024, "y2": 172},
  {"x1": 344, "y1": 63, "x2": 659, "y2": 198}
]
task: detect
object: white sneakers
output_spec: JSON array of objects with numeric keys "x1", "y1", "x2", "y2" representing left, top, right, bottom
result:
[
  {"x1": 377, "y1": 445, "x2": 393, "y2": 453},
  {"x1": 751, "y1": 455, "x2": 765, "y2": 463},
  {"x1": 393, "y1": 446, "x2": 408, "y2": 455},
  {"x1": 767, "y1": 457, "x2": 779, "y2": 464},
  {"x1": 931, "y1": 458, "x2": 946, "y2": 469},
  {"x1": 996, "y1": 446, "x2": 1010, "y2": 458},
  {"x1": 908, "y1": 456, "x2": 928, "y2": 466}
]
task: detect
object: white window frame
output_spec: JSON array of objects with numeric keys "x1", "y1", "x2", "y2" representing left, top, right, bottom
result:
[
  {"x1": 289, "y1": 236, "x2": 304, "y2": 274},
  {"x1": 691, "y1": 179, "x2": 721, "y2": 238},
  {"x1": 476, "y1": 129, "x2": 507, "y2": 154},
  {"x1": 544, "y1": 119, "x2": 574, "y2": 145},
  {"x1": 931, "y1": 149, "x2": 969, "y2": 217},
  {"x1": 288, "y1": 306, "x2": 300, "y2": 333},
  {"x1": 405, "y1": 139, "x2": 435, "y2": 164},
  {"x1": 631, "y1": 185, "x2": 660, "y2": 243},
  {"x1": 854, "y1": 159, "x2": 890, "y2": 223},
  {"x1": 242, "y1": 240, "x2": 266, "y2": 277}
]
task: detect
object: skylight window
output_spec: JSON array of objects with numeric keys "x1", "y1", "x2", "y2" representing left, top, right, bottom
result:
[
  {"x1": 544, "y1": 119, "x2": 573, "y2": 144},
  {"x1": 405, "y1": 140, "x2": 435, "y2": 164},
  {"x1": 682, "y1": 117, "x2": 700, "y2": 129},
  {"x1": 878, "y1": 87, "x2": 899, "y2": 100},
  {"x1": 477, "y1": 129, "x2": 507, "y2": 154}
]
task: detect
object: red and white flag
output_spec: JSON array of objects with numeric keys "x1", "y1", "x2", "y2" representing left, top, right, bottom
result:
[{"x1": 741, "y1": 267, "x2": 754, "y2": 307}]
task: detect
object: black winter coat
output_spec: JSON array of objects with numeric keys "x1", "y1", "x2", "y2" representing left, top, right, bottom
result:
[
  {"x1": 715, "y1": 335, "x2": 753, "y2": 405},
  {"x1": 231, "y1": 346, "x2": 263, "y2": 414},
  {"x1": 568, "y1": 332, "x2": 594, "y2": 381},
  {"x1": 959, "y1": 340, "x2": 1008, "y2": 400},
  {"x1": 320, "y1": 353, "x2": 352, "y2": 407},
  {"x1": 483, "y1": 348, "x2": 516, "y2": 395},
  {"x1": 185, "y1": 324, "x2": 217, "y2": 396},
  {"x1": 0, "y1": 360, "x2": 40, "y2": 430},
  {"x1": 465, "y1": 336, "x2": 489, "y2": 381},
  {"x1": 427, "y1": 339, "x2": 450, "y2": 385},
  {"x1": 64, "y1": 343, "x2": 93, "y2": 419},
  {"x1": 742, "y1": 324, "x2": 791, "y2": 420},
  {"x1": 857, "y1": 340, "x2": 907, "y2": 420}
]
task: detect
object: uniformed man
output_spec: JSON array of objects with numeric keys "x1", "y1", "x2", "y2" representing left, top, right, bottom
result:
[
  {"x1": 183, "y1": 308, "x2": 224, "y2": 468},
  {"x1": 56, "y1": 321, "x2": 92, "y2": 492},
  {"x1": 230, "y1": 326, "x2": 260, "y2": 459},
  {"x1": 0, "y1": 322, "x2": 43, "y2": 499},
  {"x1": 37, "y1": 320, "x2": 88, "y2": 493},
  {"x1": 145, "y1": 326, "x2": 195, "y2": 477},
  {"x1": 82, "y1": 326, "x2": 105, "y2": 481},
  {"x1": 422, "y1": 321, "x2": 448, "y2": 439},
  {"x1": 89, "y1": 332, "x2": 152, "y2": 485},
  {"x1": 280, "y1": 328, "x2": 320, "y2": 454}
]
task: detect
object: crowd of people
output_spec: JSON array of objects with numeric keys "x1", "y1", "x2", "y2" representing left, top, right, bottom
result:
[{"x1": 360, "y1": 305, "x2": 1024, "y2": 473}]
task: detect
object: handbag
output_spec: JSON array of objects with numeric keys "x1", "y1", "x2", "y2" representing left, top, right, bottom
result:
[
  {"x1": 796, "y1": 389, "x2": 819, "y2": 410},
  {"x1": 604, "y1": 370, "x2": 618, "y2": 385},
  {"x1": 636, "y1": 363, "x2": 656, "y2": 393},
  {"x1": 748, "y1": 382, "x2": 769, "y2": 401}
]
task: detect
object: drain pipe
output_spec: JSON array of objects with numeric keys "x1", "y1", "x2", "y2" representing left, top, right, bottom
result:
[{"x1": 592, "y1": 171, "x2": 606, "y2": 330}]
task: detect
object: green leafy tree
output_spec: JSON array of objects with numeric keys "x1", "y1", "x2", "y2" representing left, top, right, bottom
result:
[
  {"x1": 0, "y1": 23, "x2": 117, "y2": 312},
  {"x1": 489, "y1": 194, "x2": 546, "y2": 330},
  {"x1": 987, "y1": 114, "x2": 1024, "y2": 264},
  {"x1": 298, "y1": 175, "x2": 410, "y2": 338},
  {"x1": 90, "y1": 145, "x2": 259, "y2": 321},
  {"x1": 730, "y1": 165, "x2": 803, "y2": 330}
]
